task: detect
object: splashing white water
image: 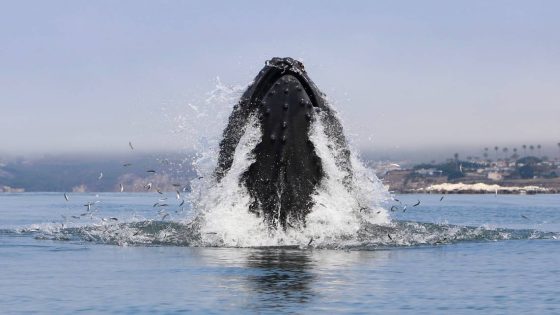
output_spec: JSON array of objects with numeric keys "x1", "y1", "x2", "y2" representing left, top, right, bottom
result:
[
  {"x1": 185, "y1": 82, "x2": 391, "y2": 247},
  {"x1": 194, "y1": 114, "x2": 272, "y2": 247},
  {"x1": 303, "y1": 112, "x2": 390, "y2": 246}
]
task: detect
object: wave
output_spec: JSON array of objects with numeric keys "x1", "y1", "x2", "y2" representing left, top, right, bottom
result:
[{"x1": 5, "y1": 220, "x2": 557, "y2": 249}]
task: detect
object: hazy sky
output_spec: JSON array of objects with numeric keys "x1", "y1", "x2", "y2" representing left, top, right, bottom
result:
[{"x1": 1, "y1": 0, "x2": 559, "y2": 156}]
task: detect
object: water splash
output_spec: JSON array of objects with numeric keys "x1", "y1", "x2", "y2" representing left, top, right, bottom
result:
[
  {"x1": 10, "y1": 80, "x2": 559, "y2": 248},
  {"x1": 7, "y1": 220, "x2": 558, "y2": 249}
]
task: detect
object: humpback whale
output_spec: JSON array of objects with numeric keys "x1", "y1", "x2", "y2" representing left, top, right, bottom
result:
[{"x1": 215, "y1": 57, "x2": 352, "y2": 229}]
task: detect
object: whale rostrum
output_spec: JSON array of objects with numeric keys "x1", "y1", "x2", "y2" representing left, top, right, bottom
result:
[{"x1": 215, "y1": 57, "x2": 352, "y2": 229}]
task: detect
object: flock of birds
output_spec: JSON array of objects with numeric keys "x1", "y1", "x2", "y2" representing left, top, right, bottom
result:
[
  {"x1": 55, "y1": 142, "x2": 534, "y2": 238},
  {"x1": 58, "y1": 141, "x2": 190, "y2": 228},
  {"x1": 385, "y1": 193, "x2": 533, "y2": 242}
]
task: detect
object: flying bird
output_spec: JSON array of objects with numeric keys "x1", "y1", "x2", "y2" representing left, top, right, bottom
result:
[
  {"x1": 64, "y1": 192, "x2": 69, "y2": 201},
  {"x1": 119, "y1": 184, "x2": 124, "y2": 192},
  {"x1": 83, "y1": 202, "x2": 93, "y2": 211},
  {"x1": 129, "y1": 141, "x2": 134, "y2": 150},
  {"x1": 98, "y1": 172, "x2": 103, "y2": 180},
  {"x1": 412, "y1": 200, "x2": 421, "y2": 207}
]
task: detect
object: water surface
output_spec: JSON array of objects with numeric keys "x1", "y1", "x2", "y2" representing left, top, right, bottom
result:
[{"x1": 1, "y1": 193, "x2": 559, "y2": 314}]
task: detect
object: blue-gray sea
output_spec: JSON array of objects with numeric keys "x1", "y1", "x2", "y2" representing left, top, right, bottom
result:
[{"x1": 1, "y1": 193, "x2": 559, "y2": 314}]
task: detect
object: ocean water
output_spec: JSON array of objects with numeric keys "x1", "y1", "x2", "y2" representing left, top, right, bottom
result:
[{"x1": 1, "y1": 192, "x2": 559, "y2": 314}]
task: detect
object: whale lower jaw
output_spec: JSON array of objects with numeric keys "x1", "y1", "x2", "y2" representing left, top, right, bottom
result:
[{"x1": 215, "y1": 57, "x2": 351, "y2": 230}]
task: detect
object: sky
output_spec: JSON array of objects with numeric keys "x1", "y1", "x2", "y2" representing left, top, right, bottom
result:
[{"x1": 1, "y1": 0, "x2": 559, "y2": 158}]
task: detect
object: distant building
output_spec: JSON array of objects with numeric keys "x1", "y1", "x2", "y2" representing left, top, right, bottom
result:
[
  {"x1": 1, "y1": 185, "x2": 25, "y2": 193},
  {"x1": 487, "y1": 172, "x2": 503, "y2": 181}
]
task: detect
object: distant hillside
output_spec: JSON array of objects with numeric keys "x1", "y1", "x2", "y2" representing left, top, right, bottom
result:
[{"x1": 0, "y1": 153, "x2": 197, "y2": 192}]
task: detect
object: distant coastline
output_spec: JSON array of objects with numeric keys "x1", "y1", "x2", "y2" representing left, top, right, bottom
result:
[
  {"x1": 380, "y1": 155, "x2": 560, "y2": 194},
  {"x1": 2, "y1": 152, "x2": 560, "y2": 194}
]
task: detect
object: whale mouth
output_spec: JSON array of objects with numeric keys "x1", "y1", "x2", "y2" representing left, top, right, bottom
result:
[
  {"x1": 215, "y1": 57, "x2": 351, "y2": 230},
  {"x1": 241, "y1": 57, "x2": 322, "y2": 112}
]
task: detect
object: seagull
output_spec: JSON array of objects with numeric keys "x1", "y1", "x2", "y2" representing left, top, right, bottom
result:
[
  {"x1": 179, "y1": 199, "x2": 185, "y2": 207},
  {"x1": 440, "y1": 195, "x2": 445, "y2": 201},
  {"x1": 172, "y1": 183, "x2": 181, "y2": 187},
  {"x1": 83, "y1": 202, "x2": 93, "y2": 211},
  {"x1": 145, "y1": 182, "x2": 152, "y2": 190},
  {"x1": 146, "y1": 170, "x2": 156, "y2": 174},
  {"x1": 387, "y1": 234, "x2": 393, "y2": 240},
  {"x1": 120, "y1": 184, "x2": 124, "y2": 192},
  {"x1": 64, "y1": 192, "x2": 69, "y2": 201},
  {"x1": 98, "y1": 172, "x2": 103, "y2": 180},
  {"x1": 176, "y1": 190, "x2": 181, "y2": 200},
  {"x1": 129, "y1": 141, "x2": 134, "y2": 150},
  {"x1": 156, "y1": 188, "x2": 163, "y2": 194},
  {"x1": 123, "y1": 162, "x2": 132, "y2": 167},
  {"x1": 390, "y1": 206, "x2": 398, "y2": 212},
  {"x1": 412, "y1": 200, "x2": 421, "y2": 207},
  {"x1": 308, "y1": 237, "x2": 314, "y2": 246},
  {"x1": 521, "y1": 215, "x2": 529, "y2": 220}
]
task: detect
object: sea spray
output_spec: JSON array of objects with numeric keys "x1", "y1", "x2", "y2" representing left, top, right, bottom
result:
[
  {"x1": 186, "y1": 82, "x2": 392, "y2": 247},
  {"x1": 14, "y1": 80, "x2": 559, "y2": 248}
]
